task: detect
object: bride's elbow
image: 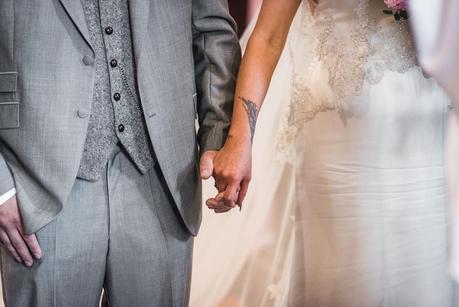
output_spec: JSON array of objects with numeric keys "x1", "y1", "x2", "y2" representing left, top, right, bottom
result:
[{"x1": 246, "y1": 29, "x2": 288, "y2": 58}]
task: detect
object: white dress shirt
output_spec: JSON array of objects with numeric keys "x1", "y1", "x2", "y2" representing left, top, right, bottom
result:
[
  {"x1": 0, "y1": 188, "x2": 16, "y2": 206},
  {"x1": 410, "y1": 0, "x2": 459, "y2": 280},
  {"x1": 410, "y1": 0, "x2": 459, "y2": 103}
]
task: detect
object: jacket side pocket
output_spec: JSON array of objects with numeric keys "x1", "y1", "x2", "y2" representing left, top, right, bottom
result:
[{"x1": 0, "y1": 72, "x2": 19, "y2": 129}]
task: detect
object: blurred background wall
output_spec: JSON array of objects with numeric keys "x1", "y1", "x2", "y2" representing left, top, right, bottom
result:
[{"x1": 228, "y1": 0, "x2": 262, "y2": 36}]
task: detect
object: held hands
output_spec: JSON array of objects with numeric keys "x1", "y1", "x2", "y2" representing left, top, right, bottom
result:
[
  {"x1": 0, "y1": 196, "x2": 42, "y2": 267},
  {"x1": 200, "y1": 95, "x2": 258, "y2": 213},
  {"x1": 200, "y1": 135, "x2": 252, "y2": 213}
]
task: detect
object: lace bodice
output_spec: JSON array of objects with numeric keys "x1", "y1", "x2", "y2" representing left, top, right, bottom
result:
[{"x1": 277, "y1": 0, "x2": 417, "y2": 157}]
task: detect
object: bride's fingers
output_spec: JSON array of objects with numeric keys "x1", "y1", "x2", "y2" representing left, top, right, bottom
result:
[
  {"x1": 236, "y1": 179, "x2": 250, "y2": 208},
  {"x1": 216, "y1": 183, "x2": 239, "y2": 204},
  {"x1": 206, "y1": 182, "x2": 240, "y2": 213},
  {"x1": 215, "y1": 178, "x2": 227, "y2": 193}
]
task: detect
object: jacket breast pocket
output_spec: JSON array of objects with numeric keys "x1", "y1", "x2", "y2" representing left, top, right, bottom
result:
[{"x1": 0, "y1": 72, "x2": 19, "y2": 129}]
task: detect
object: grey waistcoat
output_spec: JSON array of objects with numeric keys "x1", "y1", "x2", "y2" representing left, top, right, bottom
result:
[{"x1": 78, "y1": 0, "x2": 155, "y2": 180}]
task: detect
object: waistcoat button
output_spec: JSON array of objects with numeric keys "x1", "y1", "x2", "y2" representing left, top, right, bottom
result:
[{"x1": 105, "y1": 26, "x2": 113, "y2": 35}]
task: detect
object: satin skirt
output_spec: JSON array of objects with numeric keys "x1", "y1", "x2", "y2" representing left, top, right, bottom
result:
[{"x1": 289, "y1": 67, "x2": 454, "y2": 306}]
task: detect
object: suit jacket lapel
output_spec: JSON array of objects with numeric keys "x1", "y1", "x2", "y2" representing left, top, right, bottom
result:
[
  {"x1": 59, "y1": 0, "x2": 93, "y2": 51},
  {"x1": 129, "y1": 0, "x2": 151, "y2": 63}
]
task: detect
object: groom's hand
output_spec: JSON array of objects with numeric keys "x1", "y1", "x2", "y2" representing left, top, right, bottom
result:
[
  {"x1": 200, "y1": 150, "x2": 237, "y2": 213},
  {"x1": 0, "y1": 196, "x2": 42, "y2": 267},
  {"x1": 199, "y1": 151, "x2": 218, "y2": 181}
]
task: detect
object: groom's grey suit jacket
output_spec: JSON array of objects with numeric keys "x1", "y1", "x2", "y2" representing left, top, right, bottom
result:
[{"x1": 0, "y1": 0, "x2": 241, "y2": 236}]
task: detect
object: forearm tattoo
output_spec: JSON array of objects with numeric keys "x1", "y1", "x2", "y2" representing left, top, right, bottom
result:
[{"x1": 238, "y1": 96, "x2": 258, "y2": 143}]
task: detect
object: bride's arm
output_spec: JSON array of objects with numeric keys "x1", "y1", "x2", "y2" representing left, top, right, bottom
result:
[
  {"x1": 230, "y1": 0, "x2": 301, "y2": 142},
  {"x1": 206, "y1": 0, "x2": 301, "y2": 212}
]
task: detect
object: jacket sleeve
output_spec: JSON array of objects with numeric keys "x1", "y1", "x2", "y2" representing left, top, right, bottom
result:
[
  {"x1": 192, "y1": 0, "x2": 242, "y2": 152},
  {"x1": 0, "y1": 154, "x2": 15, "y2": 199}
]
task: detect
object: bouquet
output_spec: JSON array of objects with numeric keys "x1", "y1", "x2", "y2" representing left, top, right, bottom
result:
[{"x1": 383, "y1": 0, "x2": 409, "y2": 20}]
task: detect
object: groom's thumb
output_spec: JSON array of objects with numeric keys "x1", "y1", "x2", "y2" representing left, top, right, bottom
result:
[{"x1": 200, "y1": 151, "x2": 217, "y2": 180}]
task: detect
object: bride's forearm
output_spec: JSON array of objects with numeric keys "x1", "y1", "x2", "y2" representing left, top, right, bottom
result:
[
  {"x1": 228, "y1": 35, "x2": 285, "y2": 144},
  {"x1": 206, "y1": 0, "x2": 301, "y2": 211},
  {"x1": 227, "y1": 0, "x2": 301, "y2": 145}
]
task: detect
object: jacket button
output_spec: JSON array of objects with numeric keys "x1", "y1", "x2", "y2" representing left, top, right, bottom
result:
[
  {"x1": 77, "y1": 109, "x2": 90, "y2": 118},
  {"x1": 82, "y1": 55, "x2": 94, "y2": 66},
  {"x1": 113, "y1": 93, "x2": 121, "y2": 101},
  {"x1": 118, "y1": 124, "x2": 125, "y2": 132},
  {"x1": 110, "y1": 59, "x2": 118, "y2": 68}
]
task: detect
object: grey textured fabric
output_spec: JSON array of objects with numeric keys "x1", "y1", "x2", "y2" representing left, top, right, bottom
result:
[
  {"x1": 0, "y1": 76, "x2": 17, "y2": 194},
  {"x1": 0, "y1": 148, "x2": 193, "y2": 307},
  {"x1": 0, "y1": 0, "x2": 240, "y2": 235},
  {"x1": 78, "y1": 0, "x2": 155, "y2": 180}
]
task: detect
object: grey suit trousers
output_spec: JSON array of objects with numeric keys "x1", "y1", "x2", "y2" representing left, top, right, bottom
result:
[{"x1": 0, "y1": 147, "x2": 193, "y2": 307}]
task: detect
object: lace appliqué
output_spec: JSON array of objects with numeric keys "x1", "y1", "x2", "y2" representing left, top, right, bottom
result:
[
  {"x1": 277, "y1": 0, "x2": 417, "y2": 160},
  {"x1": 365, "y1": 20, "x2": 417, "y2": 84},
  {"x1": 277, "y1": 80, "x2": 335, "y2": 160}
]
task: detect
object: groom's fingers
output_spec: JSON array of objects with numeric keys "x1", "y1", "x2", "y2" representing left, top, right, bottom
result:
[
  {"x1": 199, "y1": 151, "x2": 217, "y2": 180},
  {"x1": 214, "y1": 207, "x2": 232, "y2": 214},
  {"x1": 0, "y1": 230, "x2": 21, "y2": 263},
  {"x1": 207, "y1": 197, "x2": 233, "y2": 214},
  {"x1": 206, "y1": 198, "x2": 220, "y2": 209},
  {"x1": 22, "y1": 233, "x2": 42, "y2": 260},
  {"x1": 9, "y1": 228, "x2": 34, "y2": 267},
  {"x1": 206, "y1": 197, "x2": 234, "y2": 210}
]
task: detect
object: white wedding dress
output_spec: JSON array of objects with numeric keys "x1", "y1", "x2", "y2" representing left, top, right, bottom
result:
[{"x1": 191, "y1": 1, "x2": 455, "y2": 306}]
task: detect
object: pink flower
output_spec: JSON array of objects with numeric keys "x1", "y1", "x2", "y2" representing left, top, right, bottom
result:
[{"x1": 384, "y1": 0, "x2": 408, "y2": 11}]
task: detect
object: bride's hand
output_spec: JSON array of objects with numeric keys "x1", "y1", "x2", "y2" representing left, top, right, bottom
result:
[{"x1": 202, "y1": 135, "x2": 252, "y2": 213}]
